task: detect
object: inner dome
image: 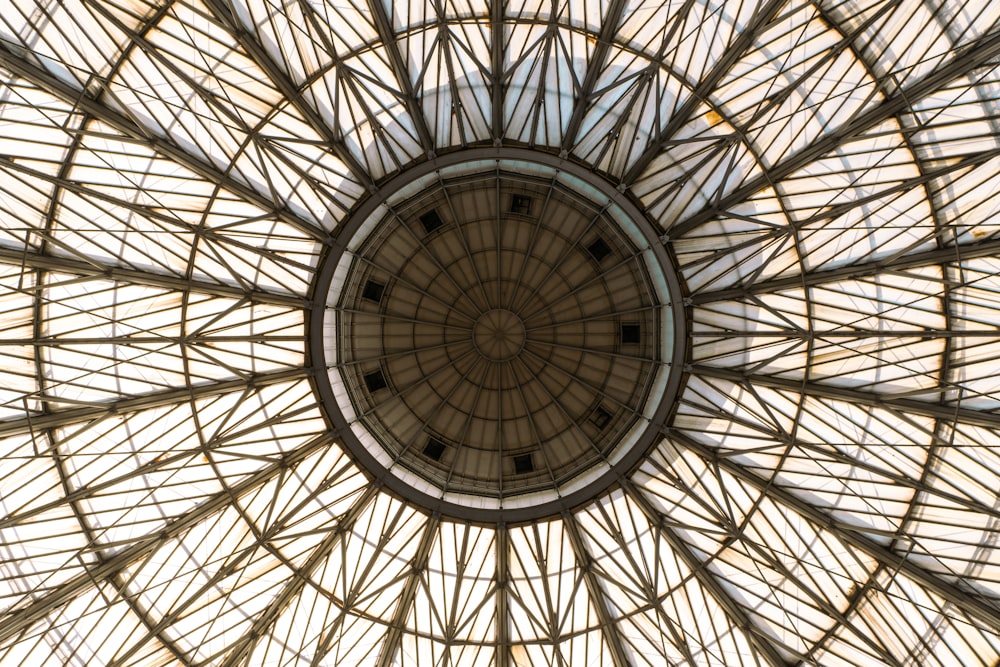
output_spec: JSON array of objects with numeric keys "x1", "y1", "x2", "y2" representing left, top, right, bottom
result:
[{"x1": 316, "y1": 153, "x2": 683, "y2": 521}]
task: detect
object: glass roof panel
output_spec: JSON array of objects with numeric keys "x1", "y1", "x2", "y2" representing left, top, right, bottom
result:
[{"x1": 2, "y1": 0, "x2": 1000, "y2": 663}]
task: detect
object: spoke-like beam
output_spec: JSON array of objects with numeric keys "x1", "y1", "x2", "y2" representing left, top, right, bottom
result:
[
  {"x1": 689, "y1": 364, "x2": 1000, "y2": 429},
  {"x1": 561, "y1": 512, "x2": 630, "y2": 667},
  {"x1": 689, "y1": 234, "x2": 1000, "y2": 304},
  {"x1": 667, "y1": 430, "x2": 1000, "y2": 632},
  {"x1": 623, "y1": 482, "x2": 791, "y2": 667},
  {"x1": 0, "y1": 151, "x2": 319, "y2": 290},
  {"x1": 210, "y1": 485, "x2": 379, "y2": 667},
  {"x1": 621, "y1": 0, "x2": 788, "y2": 184},
  {"x1": 495, "y1": 524, "x2": 510, "y2": 667},
  {"x1": 109, "y1": 459, "x2": 373, "y2": 667},
  {"x1": 664, "y1": 28, "x2": 1000, "y2": 237},
  {"x1": 196, "y1": 0, "x2": 373, "y2": 188},
  {"x1": 373, "y1": 514, "x2": 442, "y2": 667},
  {"x1": 365, "y1": 0, "x2": 435, "y2": 156},
  {"x1": 0, "y1": 433, "x2": 336, "y2": 647},
  {"x1": 491, "y1": 0, "x2": 504, "y2": 142},
  {"x1": 0, "y1": 246, "x2": 308, "y2": 308},
  {"x1": 674, "y1": 140, "x2": 1000, "y2": 270},
  {"x1": 671, "y1": 397, "x2": 1000, "y2": 521},
  {"x1": 560, "y1": 0, "x2": 628, "y2": 153},
  {"x1": 0, "y1": 367, "x2": 309, "y2": 438},
  {"x1": 0, "y1": 42, "x2": 329, "y2": 241},
  {"x1": 690, "y1": 330, "x2": 1000, "y2": 338},
  {"x1": 47, "y1": 444, "x2": 195, "y2": 666}
]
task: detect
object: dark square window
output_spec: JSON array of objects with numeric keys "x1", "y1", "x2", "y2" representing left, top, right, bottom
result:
[
  {"x1": 586, "y1": 237, "x2": 612, "y2": 263},
  {"x1": 621, "y1": 323, "x2": 640, "y2": 344},
  {"x1": 590, "y1": 406, "x2": 612, "y2": 429},
  {"x1": 513, "y1": 453, "x2": 534, "y2": 474},
  {"x1": 511, "y1": 194, "x2": 532, "y2": 215},
  {"x1": 423, "y1": 438, "x2": 447, "y2": 461},
  {"x1": 363, "y1": 369, "x2": 387, "y2": 393},
  {"x1": 362, "y1": 279, "x2": 385, "y2": 303},
  {"x1": 419, "y1": 209, "x2": 443, "y2": 233}
]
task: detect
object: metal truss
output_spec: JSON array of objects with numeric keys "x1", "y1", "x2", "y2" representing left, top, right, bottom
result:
[
  {"x1": 689, "y1": 365, "x2": 1000, "y2": 430},
  {"x1": 0, "y1": 41, "x2": 330, "y2": 241},
  {"x1": 669, "y1": 430, "x2": 1000, "y2": 631},
  {"x1": 2, "y1": 1, "x2": 1000, "y2": 665},
  {"x1": 0, "y1": 433, "x2": 336, "y2": 647},
  {"x1": 663, "y1": 29, "x2": 1000, "y2": 238}
]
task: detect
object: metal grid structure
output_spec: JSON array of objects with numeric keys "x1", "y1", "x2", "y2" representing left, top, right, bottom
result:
[
  {"x1": 0, "y1": 0, "x2": 999, "y2": 665},
  {"x1": 318, "y1": 153, "x2": 682, "y2": 521}
]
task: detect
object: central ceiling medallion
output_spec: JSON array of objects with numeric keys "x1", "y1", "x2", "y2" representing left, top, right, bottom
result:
[
  {"x1": 313, "y1": 150, "x2": 685, "y2": 522},
  {"x1": 473, "y1": 309, "x2": 526, "y2": 361}
]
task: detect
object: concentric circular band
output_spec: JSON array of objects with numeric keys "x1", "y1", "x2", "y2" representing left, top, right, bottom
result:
[{"x1": 312, "y1": 149, "x2": 686, "y2": 522}]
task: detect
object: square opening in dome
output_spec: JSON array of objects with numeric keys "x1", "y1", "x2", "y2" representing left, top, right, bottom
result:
[
  {"x1": 513, "y1": 453, "x2": 534, "y2": 474},
  {"x1": 511, "y1": 194, "x2": 532, "y2": 215},
  {"x1": 362, "y1": 279, "x2": 385, "y2": 302},
  {"x1": 419, "y1": 210, "x2": 443, "y2": 233},
  {"x1": 590, "y1": 406, "x2": 612, "y2": 429},
  {"x1": 423, "y1": 437, "x2": 447, "y2": 461},
  {"x1": 363, "y1": 369, "x2": 388, "y2": 393},
  {"x1": 586, "y1": 237, "x2": 612, "y2": 262}
]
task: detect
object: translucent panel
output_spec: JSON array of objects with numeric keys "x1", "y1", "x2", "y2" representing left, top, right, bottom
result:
[
  {"x1": 814, "y1": 568, "x2": 1000, "y2": 666},
  {"x1": 399, "y1": 21, "x2": 492, "y2": 147},
  {"x1": 504, "y1": 24, "x2": 587, "y2": 146},
  {"x1": 3, "y1": 0, "x2": 1000, "y2": 663},
  {"x1": 0, "y1": 582, "x2": 175, "y2": 666}
]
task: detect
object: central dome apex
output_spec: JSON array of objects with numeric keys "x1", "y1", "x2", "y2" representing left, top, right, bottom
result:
[{"x1": 313, "y1": 150, "x2": 684, "y2": 521}]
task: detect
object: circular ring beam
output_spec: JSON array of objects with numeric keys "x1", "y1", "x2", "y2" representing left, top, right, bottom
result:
[{"x1": 311, "y1": 148, "x2": 686, "y2": 522}]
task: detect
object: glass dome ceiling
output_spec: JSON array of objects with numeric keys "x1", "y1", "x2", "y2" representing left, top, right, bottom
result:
[{"x1": 1, "y1": 0, "x2": 1000, "y2": 664}]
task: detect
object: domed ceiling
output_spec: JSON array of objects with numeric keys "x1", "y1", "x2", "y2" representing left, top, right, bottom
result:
[{"x1": 1, "y1": 0, "x2": 999, "y2": 665}]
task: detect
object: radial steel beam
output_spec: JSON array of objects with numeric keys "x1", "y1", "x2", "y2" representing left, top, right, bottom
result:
[
  {"x1": 560, "y1": 0, "x2": 629, "y2": 153},
  {"x1": 689, "y1": 364, "x2": 1000, "y2": 430},
  {"x1": 198, "y1": 485, "x2": 379, "y2": 667},
  {"x1": 0, "y1": 367, "x2": 310, "y2": 438},
  {"x1": 495, "y1": 524, "x2": 511, "y2": 667},
  {"x1": 799, "y1": 563, "x2": 904, "y2": 667},
  {"x1": 191, "y1": 0, "x2": 374, "y2": 189},
  {"x1": 664, "y1": 28, "x2": 1000, "y2": 237},
  {"x1": 491, "y1": 0, "x2": 505, "y2": 142},
  {"x1": 561, "y1": 512, "x2": 631, "y2": 667},
  {"x1": 108, "y1": 463, "x2": 374, "y2": 667},
  {"x1": 623, "y1": 482, "x2": 792, "y2": 667},
  {"x1": 669, "y1": 398, "x2": 1000, "y2": 522},
  {"x1": 0, "y1": 42, "x2": 329, "y2": 241},
  {"x1": 0, "y1": 246, "x2": 308, "y2": 308},
  {"x1": 46, "y1": 444, "x2": 196, "y2": 666},
  {"x1": 373, "y1": 514, "x2": 442, "y2": 667},
  {"x1": 627, "y1": 0, "x2": 903, "y2": 188},
  {"x1": 0, "y1": 433, "x2": 336, "y2": 647},
  {"x1": 365, "y1": 0, "x2": 435, "y2": 156},
  {"x1": 586, "y1": 499, "x2": 700, "y2": 666},
  {"x1": 689, "y1": 234, "x2": 1000, "y2": 304},
  {"x1": 690, "y1": 330, "x2": 1000, "y2": 338},
  {"x1": 1, "y1": 407, "x2": 320, "y2": 535},
  {"x1": 0, "y1": 151, "x2": 319, "y2": 292},
  {"x1": 668, "y1": 430, "x2": 1000, "y2": 632},
  {"x1": 675, "y1": 139, "x2": 1000, "y2": 255},
  {"x1": 620, "y1": 0, "x2": 788, "y2": 185}
]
